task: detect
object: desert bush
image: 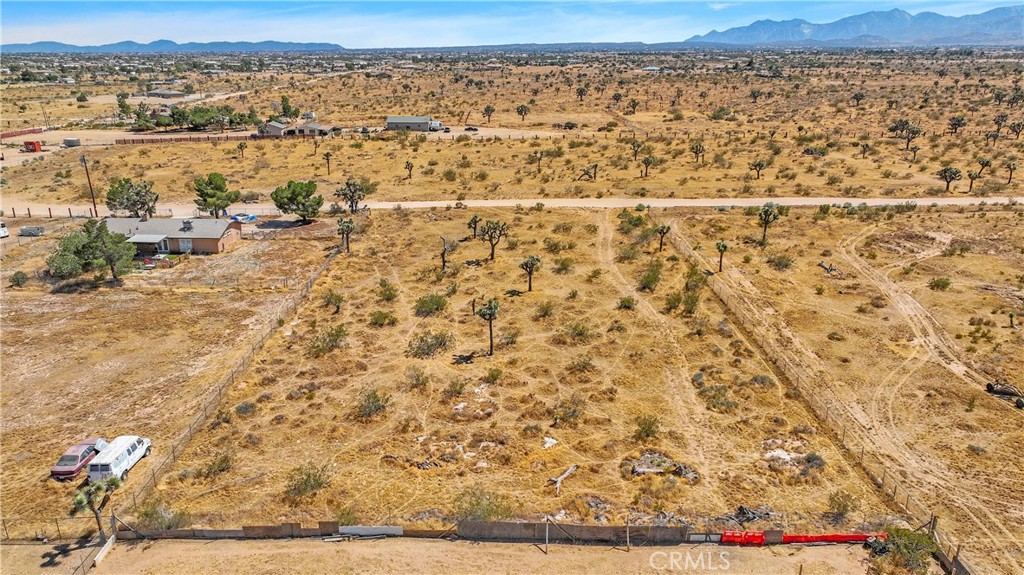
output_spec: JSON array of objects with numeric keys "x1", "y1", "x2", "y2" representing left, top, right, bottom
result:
[
  {"x1": 284, "y1": 463, "x2": 330, "y2": 498},
  {"x1": 135, "y1": 501, "x2": 192, "y2": 530},
  {"x1": 369, "y1": 310, "x2": 398, "y2": 327},
  {"x1": 799, "y1": 452, "x2": 826, "y2": 476},
  {"x1": 552, "y1": 393, "x2": 586, "y2": 428},
  {"x1": 638, "y1": 259, "x2": 663, "y2": 291},
  {"x1": 498, "y1": 328, "x2": 520, "y2": 347},
  {"x1": 618, "y1": 296, "x2": 637, "y2": 310},
  {"x1": 683, "y1": 292, "x2": 700, "y2": 315},
  {"x1": 406, "y1": 366, "x2": 429, "y2": 390},
  {"x1": 826, "y1": 490, "x2": 859, "y2": 522},
  {"x1": 454, "y1": 485, "x2": 516, "y2": 521},
  {"x1": 415, "y1": 293, "x2": 448, "y2": 316},
  {"x1": 767, "y1": 254, "x2": 793, "y2": 270},
  {"x1": 234, "y1": 401, "x2": 256, "y2": 416},
  {"x1": 634, "y1": 415, "x2": 661, "y2": 440},
  {"x1": 407, "y1": 330, "x2": 454, "y2": 358},
  {"x1": 664, "y1": 291, "x2": 683, "y2": 313},
  {"x1": 199, "y1": 453, "x2": 232, "y2": 478},
  {"x1": 561, "y1": 322, "x2": 593, "y2": 342},
  {"x1": 750, "y1": 375, "x2": 775, "y2": 387},
  {"x1": 553, "y1": 257, "x2": 573, "y2": 274},
  {"x1": 482, "y1": 368, "x2": 503, "y2": 385},
  {"x1": 335, "y1": 505, "x2": 359, "y2": 526},
  {"x1": 535, "y1": 300, "x2": 556, "y2": 319},
  {"x1": 308, "y1": 324, "x2": 347, "y2": 357},
  {"x1": 567, "y1": 355, "x2": 595, "y2": 373},
  {"x1": 9, "y1": 271, "x2": 28, "y2": 287},
  {"x1": 697, "y1": 385, "x2": 737, "y2": 413},
  {"x1": 443, "y1": 378, "x2": 467, "y2": 400},
  {"x1": 377, "y1": 278, "x2": 398, "y2": 301},
  {"x1": 354, "y1": 386, "x2": 391, "y2": 420},
  {"x1": 875, "y1": 527, "x2": 938, "y2": 573},
  {"x1": 928, "y1": 277, "x2": 951, "y2": 290}
]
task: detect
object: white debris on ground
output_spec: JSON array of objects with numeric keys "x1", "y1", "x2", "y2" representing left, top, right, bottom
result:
[{"x1": 543, "y1": 437, "x2": 558, "y2": 449}]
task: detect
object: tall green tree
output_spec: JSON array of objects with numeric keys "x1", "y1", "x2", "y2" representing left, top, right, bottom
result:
[
  {"x1": 70, "y1": 476, "x2": 121, "y2": 539},
  {"x1": 516, "y1": 104, "x2": 530, "y2": 121},
  {"x1": 193, "y1": 173, "x2": 241, "y2": 218},
  {"x1": 758, "y1": 203, "x2": 781, "y2": 244},
  {"x1": 47, "y1": 220, "x2": 136, "y2": 281},
  {"x1": 105, "y1": 178, "x2": 159, "y2": 217},
  {"x1": 476, "y1": 299, "x2": 500, "y2": 356},
  {"x1": 519, "y1": 255, "x2": 541, "y2": 292},
  {"x1": 272, "y1": 180, "x2": 323, "y2": 224}
]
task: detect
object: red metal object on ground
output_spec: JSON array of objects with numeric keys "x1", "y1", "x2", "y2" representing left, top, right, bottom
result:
[
  {"x1": 23, "y1": 141, "x2": 42, "y2": 152},
  {"x1": 721, "y1": 531, "x2": 767, "y2": 545}
]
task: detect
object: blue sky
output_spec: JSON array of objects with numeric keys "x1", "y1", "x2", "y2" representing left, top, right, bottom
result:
[{"x1": 0, "y1": 1, "x2": 1014, "y2": 47}]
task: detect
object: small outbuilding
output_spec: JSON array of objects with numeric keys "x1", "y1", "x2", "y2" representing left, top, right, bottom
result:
[
  {"x1": 262, "y1": 121, "x2": 288, "y2": 137},
  {"x1": 146, "y1": 89, "x2": 186, "y2": 99},
  {"x1": 385, "y1": 115, "x2": 433, "y2": 132},
  {"x1": 292, "y1": 122, "x2": 332, "y2": 137}
]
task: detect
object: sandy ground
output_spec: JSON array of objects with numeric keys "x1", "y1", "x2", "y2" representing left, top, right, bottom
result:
[
  {"x1": 82, "y1": 538, "x2": 881, "y2": 575},
  {"x1": 1, "y1": 540, "x2": 99, "y2": 575}
]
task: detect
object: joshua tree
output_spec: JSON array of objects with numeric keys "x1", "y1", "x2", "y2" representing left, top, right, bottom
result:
[
  {"x1": 70, "y1": 476, "x2": 121, "y2": 539},
  {"x1": 699, "y1": 90, "x2": 708, "y2": 103},
  {"x1": 902, "y1": 125, "x2": 922, "y2": 150},
  {"x1": 516, "y1": 104, "x2": 530, "y2": 121},
  {"x1": 337, "y1": 217, "x2": 355, "y2": 253},
  {"x1": 860, "y1": 142, "x2": 871, "y2": 159},
  {"x1": 641, "y1": 155, "x2": 655, "y2": 177},
  {"x1": 690, "y1": 141, "x2": 706, "y2": 164},
  {"x1": 440, "y1": 236, "x2": 457, "y2": 271},
  {"x1": 1007, "y1": 161, "x2": 1018, "y2": 184},
  {"x1": 476, "y1": 299, "x2": 500, "y2": 356},
  {"x1": 909, "y1": 145, "x2": 921, "y2": 162},
  {"x1": 627, "y1": 98, "x2": 641, "y2": 114},
  {"x1": 851, "y1": 92, "x2": 865, "y2": 106},
  {"x1": 947, "y1": 116, "x2": 967, "y2": 134},
  {"x1": 1008, "y1": 121, "x2": 1024, "y2": 140},
  {"x1": 335, "y1": 178, "x2": 370, "y2": 213},
  {"x1": 482, "y1": 104, "x2": 495, "y2": 123},
  {"x1": 467, "y1": 214, "x2": 481, "y2": 238},
  {"x1": 630, "y1": 139, "x2": 644, "y2": 161},
  {"x1": 937, "y1": 166, "x2": 963, "y2": 192},
  {"x1": 404, "y1": 161, "x2": 414, "y2": 179},
  {"x1": 479, "y1": 220, "x2": 509, "y2": 261},
  {"x1": 888, "y1": 118, "x2": 911, "y2": 137},
  {"x1": 323, "y1": 150, "x2": 333, "y2": 175},
  {"x1": 716, "y1": 241, "x2": 728, "y2": 272},
  {"x1": 655, "y1": 225, "x2": 670, "y2": 252},
  {"x1": 237, "y1": 141, "x2": 247, "y2": 158},
  {"x1": 576, "y1": 86, "x2": 588, "y2": 101},
  {"x1": 312, "y1": 139, "x2": 320, "y2": 155},
  {"x1": 994, "y1": 113, "x2": 1009, "y2": 133},
  {"x1": 611, "y1": 92, "x2": 623, "y2": 106},
  {"x1": 749, "y1": 159, "x2": 768, "y2": 179},
  {"x1": 967, "y1": 170, "x2": 980, "y2": 193},
  {"x1": 977, "y1": 157, "x2": 992, "y2": 176},
  {"x1": 985, "y1": 131, "x2": 1000, "y2": 146},
  {"x1": 758, "y1": 203, "x2": 781, "y2": 244},
  {"x1": 519, "y1": 255, "x2": 541, "y2": 291},
  {"x1": 749, "y1": 88, "x2": 764, "y2": 103}
]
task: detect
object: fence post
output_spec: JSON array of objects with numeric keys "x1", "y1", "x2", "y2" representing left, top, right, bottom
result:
[
  {"x1": 2, "y1": 518, "x2": 7, "y2": 539},
  {"x1": 55, "y1": 518, "x2": 62, "y2": 540}
]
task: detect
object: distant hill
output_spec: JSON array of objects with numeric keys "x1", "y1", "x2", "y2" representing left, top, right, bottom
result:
[
  {"x1": 685, "y1": 5, "x2": 1023, "y2": 46},
  {"x1": 1, "y1": 39, "x2": 345, "y2": 54}
]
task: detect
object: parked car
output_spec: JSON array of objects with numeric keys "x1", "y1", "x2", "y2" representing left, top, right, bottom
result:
[
  {"x1": 51, "y1": 438, "x2": 109, "y2": 481},
  {"x1": 442, "y1": 127, "x2": 451, "y2": 133},
  {"x1": 19, "y1": 226, "x2": 45, "y2": 237},
  {"x1": 231, "y1": 213, "x2": 258, "y2": 223},
  {"x1": 87, "y1": 435, "x2": 150, "y2": 482},
  {"x1": 464, "y1": 126, "x2": 479, "y2": 132},
  {"x1": 0, "y1": 222, "x2": 9, "y2": 238}
]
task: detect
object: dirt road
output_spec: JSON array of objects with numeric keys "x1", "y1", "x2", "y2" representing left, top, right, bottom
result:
[{"x1": 86, "y1": 537, "x2": 875, "y2": 575}]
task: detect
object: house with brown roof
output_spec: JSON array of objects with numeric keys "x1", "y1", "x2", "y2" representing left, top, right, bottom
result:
[{"x1": 103, "y1": 217, "x2": 241, "y2": 255}]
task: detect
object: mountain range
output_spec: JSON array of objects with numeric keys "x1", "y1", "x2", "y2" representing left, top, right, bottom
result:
[
  {"x1": 685, "y1": 6, "x2": 1023, "y2": 46},
  {"x1": 2, "y1": 6, "x2": 1021, "y2": 53}
]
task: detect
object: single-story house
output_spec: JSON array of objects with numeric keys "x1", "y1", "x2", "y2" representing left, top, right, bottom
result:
[
  {"x1": 385, "y1": 115, "x2": 433, "y2": 132},
  {"x1": 104, "y1": 217, "x2": 242, "y2": 255},
  {"x1": 291, "y1": 122, "x2": 332, "y2": 137},
  {"x1": 263, "y1": 121, "x2": 288, "y2": 137},
  {"x1": 146, "y1": 89, "x2": 186, "y2": 99}
]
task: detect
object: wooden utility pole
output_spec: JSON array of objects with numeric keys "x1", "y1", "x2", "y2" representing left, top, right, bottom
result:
[{"x1": 80, "y1": 155, "x2": 98, "y2": 217}]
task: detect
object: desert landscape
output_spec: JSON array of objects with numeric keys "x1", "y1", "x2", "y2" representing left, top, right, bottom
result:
[{"x1": 2, "y1": 5, "x2": 1024, "y2": 574}]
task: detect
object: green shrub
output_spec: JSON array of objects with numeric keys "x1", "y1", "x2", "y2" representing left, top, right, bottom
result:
[
  {"x1": 308, "y1": 324, "x2": 347, "y2": 357},
  {"x1": 638, "y1": 260, "x2": 663, "y2": 291},
  {"x1": 407, "y1": 330, "x2": 455, "y2": 358},
  {"x1": 683, "y1": 292, "x2": 700, "y2": 315},
  {"x1": 552, "y1": 393, "x2": 586, "y2": 428},
  {"x1": 199, "y1": 452, "x2": 232, "y2": 478},
  {"x1": 826, "y1": 490, "x2": 859, "y2": 521},
  {"x1": 442, "y1": 168, "x2": 458, "y2": 181},
  {"x1": 454, "y1": 484, "x2": 516, "y2": 521},
  {"x1": 406, "y1": 366, "x2": 429, "y2": 390},
  {"x1": 664, "y1": 291, "x2": 683, "y2": 313},
  {"x1": 535, "y1": 300, "x2": 555, "y2": 319},
  {"x1": 634, "y1": 415, "x2": 660, "y2": 440},
  {"x1": 234, "y1": 402, "x2": 256, "y2": 416},
  {"x1": 369, "y1": 310, "x2": 398, "y2": 327},
  {"x1": 562, "y1": 322, "x2": 592, "y2": 342},
  {"x1": 284, "y1": 463, "x2": 330, "y2": 498},
  {"x1": 9, "y1": 271, "x2": 28, "y2": 287},
  {"x1": 618, "y1": 296, "x2": 637, "y2": 310},
  {"x1": 698, "y1": 385, "x2": 738, "y2": 413},
  {"x1": 414, "y1": 293, "x2": 448, "y2": 317},
  {"x1": 482, "y1": 368, "x2": 502, "y2": 385},
  {"x1": 567, "y1": 355, "x2": 595, "y2": 373},
  {"x1": 377, "y1": 278, "x2": 398, "y2": 301},
  {"x1": 928, "y1": 277, "x2": 951, "y2": 290},
  {"x1": 443, "y1": 378, "x2": 466, "y2": 400},
  {"x1": 878, "y1": 527, "x2": 938, "y2": 573},
  {"x1": 335, "y1": 505, "x2": 359, "y2": 526},
  {"x1": 553, "y1": 257, "x2": 573, "y2": 274},
  {"x1": 355, "y1": 386, "x2": 391, "y2": 420}
]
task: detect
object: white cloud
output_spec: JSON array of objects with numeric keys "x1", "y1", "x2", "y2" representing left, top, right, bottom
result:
[{"x1": 708, "y1": 3, "x2": 736, "y2": 10}]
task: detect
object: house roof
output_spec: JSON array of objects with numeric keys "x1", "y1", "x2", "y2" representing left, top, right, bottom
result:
[
  {"x1": 126, "y1": 234, "x2": 167, "y2": 244},
  {"x1": 296, "y1": 122, "x2": 326, "y2": 130},
  {"x1": 386, "y1": 116, "x2": 430, "y2": 123},
  {"x1": 266, "y1": 121, "x2": 287, "y2": 129},
  {"x1": 104, "y1": 217, "x2": 233, "y2": 240}
]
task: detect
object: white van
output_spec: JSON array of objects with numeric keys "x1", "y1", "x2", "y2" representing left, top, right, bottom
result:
[
  {"x1": 0, "y1": 222, "x2": 8, "y2": 238},
  {"x1": 87, "y1": 435, "x2": 151, "y2": 482}
]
